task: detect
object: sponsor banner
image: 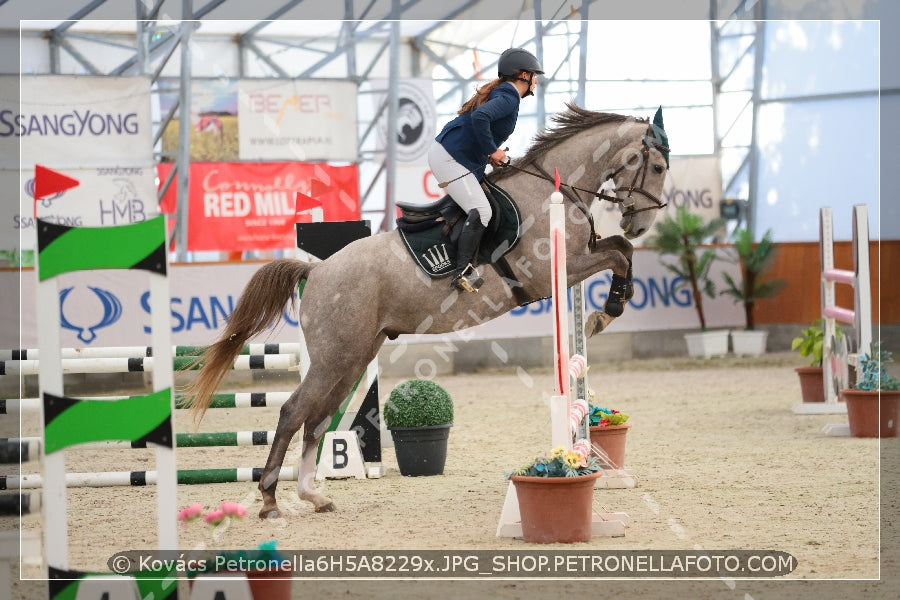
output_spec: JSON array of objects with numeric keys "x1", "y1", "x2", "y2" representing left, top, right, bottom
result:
[
  {"x1": 373, "y1": 79, "x2": 437, "y2": 164},
  {"x1": 11, "y1": 75, "x2": 154, "y2": 169},
  {"x1": 9, "y1": 166, "x2": 160, "y2": 251},
  {"x1": 10, "y1": 249, "x2": 742, "y2": 348},
  {"x1": 395, "y1": 163, "x2": 443, "y2": 205},
  {"x1": 0, "y1": 76, "x2": 18, "y2": 169},
  {"x1": 12, "y1": 263, "x2": 299, "y2": 348},
  {"x1": 157, "y1": 162, "x2": 359, "y2": 252},
  {"x1": 238, "y1": 79, "x2": 358, "y2": 162},
  {"x1": 158, "y1": 78, "x2": 239, "y2": 162},
  {"x1": 594, "y1": 156, "x2": 725, "y2": 247}
]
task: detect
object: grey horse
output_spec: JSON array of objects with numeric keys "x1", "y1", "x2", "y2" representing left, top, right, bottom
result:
[{"x1": 184, "y1": 104, "x2": 670, "y2": 519}]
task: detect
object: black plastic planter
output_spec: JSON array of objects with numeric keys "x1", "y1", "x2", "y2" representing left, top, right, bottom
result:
[{"x1": 388, "y1": 424, "x2": 452, "y2": 476}]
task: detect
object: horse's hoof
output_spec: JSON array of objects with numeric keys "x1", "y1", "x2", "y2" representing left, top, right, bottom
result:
[
  {"x1": 604, "y1": 301, "x2": 624, "y2": 317},
  {"x1": 315, "y1": 502, "x2": 336, "y2": 513},
  {"x1": 259, "y1": 507, "x2": 282, "y2": 520},
  {"x1": 585, "y1": 311, "x2": 614, "y2": 337}
]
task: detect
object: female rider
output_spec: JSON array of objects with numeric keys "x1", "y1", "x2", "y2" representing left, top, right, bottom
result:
[{"x1": 427, "y1": 47, "x2": 544, "y2": 292}]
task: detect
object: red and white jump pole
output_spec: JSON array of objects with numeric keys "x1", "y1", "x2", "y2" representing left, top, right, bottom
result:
[{"x1": 496, "y1": 170, "x2": 624, "y2": 538}]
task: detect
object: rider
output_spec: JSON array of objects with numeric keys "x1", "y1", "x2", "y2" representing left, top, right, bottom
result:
[{"x1": 428, "y1": 47, "x2": 544, "y2": 293}]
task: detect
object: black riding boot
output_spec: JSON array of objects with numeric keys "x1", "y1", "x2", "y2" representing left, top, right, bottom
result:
[{"x1": 451, "y1": 210, "x2": 486, "y2": 293}]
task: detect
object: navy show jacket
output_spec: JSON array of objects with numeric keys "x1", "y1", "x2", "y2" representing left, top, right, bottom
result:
[{"x1": 434, "y1": 82, "x2": 521, "y2": 181}]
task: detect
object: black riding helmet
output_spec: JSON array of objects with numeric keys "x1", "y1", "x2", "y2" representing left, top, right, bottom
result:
[{"x1": 497, "y1": 48, "x2": 544, "y2": 77}]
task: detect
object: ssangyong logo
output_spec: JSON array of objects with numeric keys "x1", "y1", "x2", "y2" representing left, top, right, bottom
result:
[
  {"x1": 24, "y1": 177, "x2": 65, "y2": 208},
  {"x1": 59, "y1": 286, "x2": 122, "y2": 344}
]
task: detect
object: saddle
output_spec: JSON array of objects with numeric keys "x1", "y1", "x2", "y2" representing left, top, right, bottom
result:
[{"x1": 395, "y1": 179, "x2": 523, "y2": 279}]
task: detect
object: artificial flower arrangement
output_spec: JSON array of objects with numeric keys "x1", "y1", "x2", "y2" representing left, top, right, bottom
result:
[
  {"x1": 508, "y1": 445, "x2": 603, "y2": 478},
  {"x1": 178, "y1": 501, "x2": 289, "y2": 576},
  {"x1": 589, "y1": 405, "x2": 629, "y2": 427}
]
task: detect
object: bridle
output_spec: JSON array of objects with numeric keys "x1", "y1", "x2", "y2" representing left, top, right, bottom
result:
[{"x1": 495, "y1": 122, "x2": 669, "y2": 247}]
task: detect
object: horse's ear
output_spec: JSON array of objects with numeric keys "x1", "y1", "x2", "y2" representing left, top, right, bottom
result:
[
  {"x1": 653, "y1": 106, "x2": 664, "y2": 131},
  {"x1": 650, "y1": 106, "x2": 670, "y2": 168}
]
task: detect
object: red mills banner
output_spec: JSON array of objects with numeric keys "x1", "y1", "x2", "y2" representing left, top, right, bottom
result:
[{"x1": 157, "y1": 162, "x2": 359, "y2": 252}]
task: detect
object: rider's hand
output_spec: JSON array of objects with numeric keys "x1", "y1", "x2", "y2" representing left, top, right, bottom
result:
[{"x1": 489, "y1": 148, "x2": 507, "y2": 168}]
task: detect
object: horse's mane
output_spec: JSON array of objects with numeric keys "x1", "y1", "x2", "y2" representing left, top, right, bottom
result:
[{"x1": 491, "y1": 102, "x2": 646, "y2": 181}]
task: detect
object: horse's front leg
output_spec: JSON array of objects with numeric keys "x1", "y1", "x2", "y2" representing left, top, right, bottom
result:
[{"x1": 567, "y1": 235, "x2": 634, "y2": 337}]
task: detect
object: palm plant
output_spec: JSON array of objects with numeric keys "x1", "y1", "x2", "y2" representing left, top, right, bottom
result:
[
  {"x1": 647, "y1": 205, "x2": 726, "y2": 330},
  {"x1": 719, "y1": 227, "x2": 786, "y2": 330}
]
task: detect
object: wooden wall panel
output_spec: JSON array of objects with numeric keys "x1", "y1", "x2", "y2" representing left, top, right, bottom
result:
[{"x1": 753, "y1": 240, "x2": 898, "y2": 326}]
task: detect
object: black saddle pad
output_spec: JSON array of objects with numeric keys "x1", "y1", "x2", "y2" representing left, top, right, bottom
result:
[{"x1": 396, "y1": 180, "x2": 523, "y2": 279}]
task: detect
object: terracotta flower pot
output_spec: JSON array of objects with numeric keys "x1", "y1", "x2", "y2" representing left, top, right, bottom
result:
[
  {"x1": 840, "y1": 389, "x2": 900, "y2": 438},
  {"x1": 588, "y1": 423, "x2": 631, "y2": 468},
  {"x1": 189, "y1": 568, "x2": 292, "y2": 600},
  {"x1": 246, "y1": 568, "x2": 292, "y2": 599},
  {"x1": 510, "y1": 471, "x2": 602, "y2": 543},
  {"x1": 795, "y1": 366, "x2": 825, "y2": 403}
]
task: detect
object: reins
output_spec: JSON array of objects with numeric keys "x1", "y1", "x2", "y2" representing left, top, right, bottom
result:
[{"x1": 494, "y1": 123, "x2": 669, "y2": 246}]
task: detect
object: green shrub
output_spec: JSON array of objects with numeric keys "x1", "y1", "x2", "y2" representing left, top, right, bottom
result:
[{"x1": 384, "y1": 379, "x2": 454, "y2": 428}]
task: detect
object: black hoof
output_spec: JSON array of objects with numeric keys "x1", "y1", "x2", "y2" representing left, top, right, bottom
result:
[{"x1": 604, "y1": 301, "x2": 624, "y2": 317}]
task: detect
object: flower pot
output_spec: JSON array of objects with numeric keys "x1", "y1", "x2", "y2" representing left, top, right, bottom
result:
[
  {"x1": 189, "y1": 569, "x2": 292, "y2": 600},
  {"x1": 510, "y1": 471, "x2": 602, "y2": 543},
  {"x1": 246, "y1": 569, "x2": 293, "y2": 600},
  {"x1": 684, "y1": 330, "x2": 729, "y2": 358},
  {"x1": 388, "y1": 424, "x2": 452, "y2": 476},
  {"x1": 731, "y1": 330, "x2": 768, "y2": 356},
  {"x1": 588, "y1": 423, "x2": 631, "y2": 468},
  {"x1": 795, "y1": 366, "x2": 825, "y2": 403},
  {"x1": 840, "y1": 389, "x2": 900, "y2": 437}
]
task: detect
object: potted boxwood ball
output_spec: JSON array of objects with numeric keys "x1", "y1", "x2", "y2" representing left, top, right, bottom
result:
[{"x1": 384, "y1": 379, "x2": 454, "y2": 476}]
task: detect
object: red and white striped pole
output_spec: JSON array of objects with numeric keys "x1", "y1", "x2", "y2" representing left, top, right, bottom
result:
[{"x1": 549, "y1": 169, "x2": 573, "y2": 450}]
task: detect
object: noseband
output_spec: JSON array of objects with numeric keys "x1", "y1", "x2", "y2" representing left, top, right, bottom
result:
[{"x1": 596, "y1": 127, "x2": 669, "y2": 219}]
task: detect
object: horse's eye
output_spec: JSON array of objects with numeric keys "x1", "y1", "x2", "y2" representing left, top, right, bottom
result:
[{"x1": 653, "y1": 164, "x2": 664, "y2": 174}]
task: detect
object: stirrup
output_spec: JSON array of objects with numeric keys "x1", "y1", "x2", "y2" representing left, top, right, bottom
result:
[{"x1": 451, "y1": 264, "x2": 484, "y2": 293}]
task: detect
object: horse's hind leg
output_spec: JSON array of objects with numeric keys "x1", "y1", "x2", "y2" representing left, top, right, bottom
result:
[{"x1": 257, "y1": 368, "x2": 352, "y2": 518}]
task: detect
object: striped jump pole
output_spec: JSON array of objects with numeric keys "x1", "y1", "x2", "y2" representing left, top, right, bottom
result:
[
  {"x1": 3, "y1": 466, "x2": 300, "y2": 489},
  {"x1": 0, "y1": 492, "x2": 41, "y2": 515},
  {"x1": 0, "y1": 437, "x2": 41, "y2": 463},
  {"x1": 497, "y1": 172, "x2": 627, "y2": 538},
  {"x1": 0, "y1": 343, "x2": 302, "y2": 361},
  {"x1": 0, "y1": 353, "x2": 297, "y2": 376},
  {"x1": 4, "y1": 392, "x2": 294, "y2": 415},
  {"x1": 8, "y1": 431, "x2": 284, "y2": 450}
]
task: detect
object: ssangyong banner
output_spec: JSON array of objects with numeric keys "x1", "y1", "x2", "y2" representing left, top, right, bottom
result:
[
  {"x1": 15, "y1": 165, "x2": 160, "y2": 250},
  {"x1": 14, "y1": 75, "x2": 154, "y2": 168},
  {"x1": 593, "y1": 156, "x2": 725, "y2": 247},
  {"x1": 10, "y1": 249, "x2": 743, "y2": 349},
  {"x1": 157, "y1": 162, "x2": 359, "y2": 252},
  {"x1": 238, "y1": 79, "x2": 358, "y2": 162}
]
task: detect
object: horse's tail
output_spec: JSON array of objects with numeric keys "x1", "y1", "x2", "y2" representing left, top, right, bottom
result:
[{"x1": 182, "y1": 258, "x2": 315, "y2": 425}]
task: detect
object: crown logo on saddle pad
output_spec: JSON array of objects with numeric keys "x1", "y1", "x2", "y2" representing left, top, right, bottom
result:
[{"x1": 421, "y1": 243, "x2": 452, "y2": 273}]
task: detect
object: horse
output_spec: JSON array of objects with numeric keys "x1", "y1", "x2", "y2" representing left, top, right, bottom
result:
[{"x1": 183, "y1": 103, "x2": 670, "y2": 519}]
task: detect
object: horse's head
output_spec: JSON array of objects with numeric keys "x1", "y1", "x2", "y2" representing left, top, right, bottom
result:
[{"x1": 606, "y1": 107, "x2": 670, "y2": 239}]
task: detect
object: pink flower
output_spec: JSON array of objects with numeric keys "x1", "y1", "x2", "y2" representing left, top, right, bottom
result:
[
  {"x1": 177, "y1": 503, "x2": 204, "y2": 523},
  {"x1": 220, "y1": 502, "x2": 247, "y2": 519},
  {"x1": 203, "y1": 509, "x2": 226, "y2": 526}
]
